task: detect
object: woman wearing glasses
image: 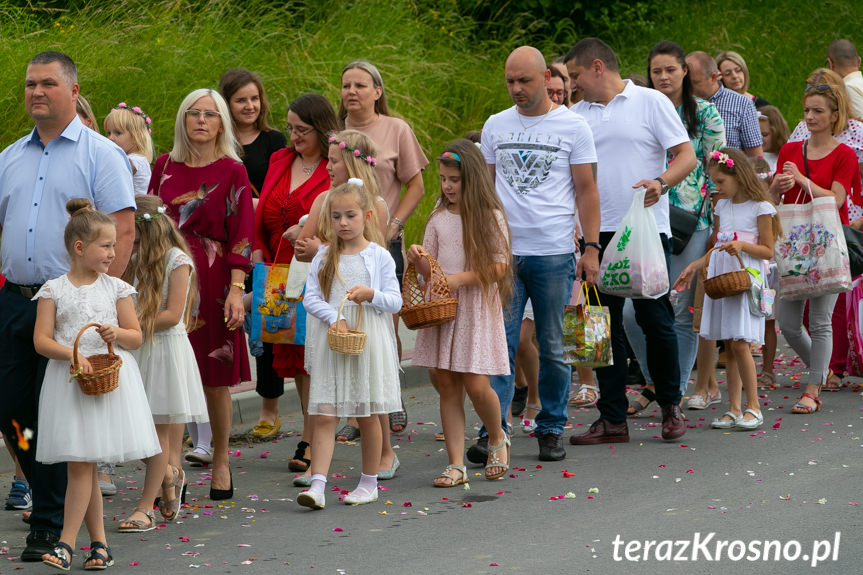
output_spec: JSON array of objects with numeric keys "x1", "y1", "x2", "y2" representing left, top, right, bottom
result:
[
  {"x1": 149, "y1": 89, "x2": 254, "y2": 500},
  {"x1": 251, "y1": 94, "x2": 339, "y2": 472},
  {"x1": 218, "y1": 69, "x2": 289, "y2": 442},
  {"x1": 770, "y1": 76, "x2": 861, "y2": 413}
]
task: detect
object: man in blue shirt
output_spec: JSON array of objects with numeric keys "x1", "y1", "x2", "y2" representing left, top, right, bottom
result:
[
  {"x1": 686, "y1": 51, "x2": 763, "y2": 157},
  {"x1": 0, "y1": 51, "x2": 134, "y2": 561}
]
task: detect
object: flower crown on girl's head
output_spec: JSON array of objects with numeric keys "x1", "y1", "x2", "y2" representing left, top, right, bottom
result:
[
  {"x1": 114, "y1": 102, "x2": 153, "y2": 134},
  {"x1": 328, "y1": 135, "x2": 376, "y2": 167},
  {"x1": 710, "y1": 150, "x2": 734, "y2": 167},
  {"x1": 135, "y1": 205, "x2": 166, "y2": 223}
]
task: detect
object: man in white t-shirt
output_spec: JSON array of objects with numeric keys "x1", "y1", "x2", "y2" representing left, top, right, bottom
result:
[
  {"x1": 566, "y1": 38, "x2": 696, "y2": 445},
  {"x1": 473, "y1": 45, "x2": 600, "y2": 462},
  {"x1": 827, "y1": 39, "x2": 863, "y2": 119}
]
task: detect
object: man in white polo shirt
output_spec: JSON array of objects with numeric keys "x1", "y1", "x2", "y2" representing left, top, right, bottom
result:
[
  {"x1": 565, "y1": 38, "x2": 696, "y2": 445},
  {"x1": 475, "y1": 45, "x2": 600, "y2": 462}
]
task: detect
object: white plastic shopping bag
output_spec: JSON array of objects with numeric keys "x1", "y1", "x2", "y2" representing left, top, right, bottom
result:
[{"x1": 599, "y1": 188, "x2": 669, "y2": 299}]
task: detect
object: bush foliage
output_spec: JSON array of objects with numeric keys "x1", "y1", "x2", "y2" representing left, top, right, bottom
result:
[{"x1": 0, "y1": 0, "x2": 860, "y2": 242}]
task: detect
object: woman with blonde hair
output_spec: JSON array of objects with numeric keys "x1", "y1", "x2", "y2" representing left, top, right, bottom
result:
[
  {"x1": 715, "y1": 50, "x2": 770, "y2": 107},
  {"x1": 148, "y1": 88, "x2": 254, "y2": 500}
]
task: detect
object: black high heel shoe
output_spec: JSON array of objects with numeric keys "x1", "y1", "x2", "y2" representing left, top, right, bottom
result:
[{"x1": 209, "y1": 471, "x2": 233, "y2": 501}]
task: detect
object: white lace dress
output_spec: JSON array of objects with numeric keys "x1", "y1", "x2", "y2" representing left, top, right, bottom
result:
[
  {"x1": 700, "y1": 199, "x2": 775, "y2": 344},
  {"x1": 34, "y1": 274, "x2": 161, "y2": 464},
  {"x1": 130, "y1": 248, "x2": 209, "y2": 424},
  {"x1": 305, "y1": 254, "x2": 401, "y2": 417}
]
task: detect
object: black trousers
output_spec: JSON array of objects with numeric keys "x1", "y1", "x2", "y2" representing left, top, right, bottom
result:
[
  {"x1": 593, "y1": 232, "x2": 681, "y2": 423},
  {"x1": 0, "y1": 286, "x2": 66, "y2": 535}
]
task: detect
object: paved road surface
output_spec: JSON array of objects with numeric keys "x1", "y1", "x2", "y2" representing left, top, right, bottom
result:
[{"x1": 2, "y1": 344, "x2": 862, "y2": 574}]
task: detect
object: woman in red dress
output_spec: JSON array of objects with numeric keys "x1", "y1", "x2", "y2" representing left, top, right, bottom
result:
[
  {"x1": 149, "y1": 88, "x2": 254, "y2": 500},
  {"x1": 252, "y1": 93, "x2": 339, "y2": 474}
]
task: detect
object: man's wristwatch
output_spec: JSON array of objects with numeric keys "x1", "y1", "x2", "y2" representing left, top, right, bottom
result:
[
  {"x1": 656, "y1": 177, "x2": 669, "y2": 195},
  {"x1": 584, "y1": 241, "x2": 602, "y2": 252}
]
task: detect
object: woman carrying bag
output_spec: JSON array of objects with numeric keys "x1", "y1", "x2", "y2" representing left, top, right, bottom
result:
[{"x1": 770, "y1": 80, "x2": 860, "y2": 414}]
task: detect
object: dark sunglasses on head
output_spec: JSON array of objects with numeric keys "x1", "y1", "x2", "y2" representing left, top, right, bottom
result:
[{"x1": 805, "y1": 84, "x2": 835, "y2": 96}]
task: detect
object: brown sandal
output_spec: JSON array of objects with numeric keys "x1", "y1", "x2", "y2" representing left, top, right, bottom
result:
[
  {"x1": 118, "y1": 508, "x2": 156, "y2": 533},
  {"x1": 158, "y1": 465, "x2": 185, "y2": 522}
]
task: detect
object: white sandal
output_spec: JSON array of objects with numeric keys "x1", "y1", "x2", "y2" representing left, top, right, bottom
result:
[
  {"x1": 521, "y1": 403, "x2": 541, "y2": 433},
  {"x1": 569, "y1": 384, "x2": 599, "y2": 407}
]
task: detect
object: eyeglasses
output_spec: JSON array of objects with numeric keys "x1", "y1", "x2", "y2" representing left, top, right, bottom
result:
[
  {"x1": 185, "y1": 109, "x2": 221, "y2": 120},
  {"x1": 805, "y1": 84, "x2": 836, "y2": 97},
  {"x1": 287, "y1": 125, "x2": 314, "y2": 136}
]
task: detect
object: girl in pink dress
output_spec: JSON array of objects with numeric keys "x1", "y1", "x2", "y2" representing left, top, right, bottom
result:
[{"x1": 409, "y1": 139, "x2": 512, "y2": 487}]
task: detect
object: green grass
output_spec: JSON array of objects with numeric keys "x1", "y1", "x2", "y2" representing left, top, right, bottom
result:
[{"x1": 0, "y1": 0, "x2": 860, "y2": 243}]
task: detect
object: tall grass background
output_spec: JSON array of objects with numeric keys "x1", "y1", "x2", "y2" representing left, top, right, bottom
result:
[{"x1": 0, "y1": 0, "x2": 860, "y2": 243}]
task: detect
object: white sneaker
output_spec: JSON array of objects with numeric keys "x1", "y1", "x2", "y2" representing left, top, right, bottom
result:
[
  {"x1": 343, "y1": 486, "x2": 378, "y2": 505},
  {"x1": 297, "y1": 490, "x2": 325, "y2": 510}
]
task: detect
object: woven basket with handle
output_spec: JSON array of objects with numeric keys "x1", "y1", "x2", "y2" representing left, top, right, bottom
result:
[
  {"x1": 399, "y1": 252, "x2": 458, "y2": 330},
  {"x1": 327, "y1": 295, "x2": 367, "y2": 355},
  {"x1": 702, "y1": 247, "x2": 751, "y2": 299},
  {"x1": 69, "y1": 322, "x2": 122, "y2": 396}
]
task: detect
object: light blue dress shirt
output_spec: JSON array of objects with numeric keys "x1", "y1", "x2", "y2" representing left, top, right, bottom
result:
[{"x1": 0, "y1": 115, "x2": 134, "y2": 285}]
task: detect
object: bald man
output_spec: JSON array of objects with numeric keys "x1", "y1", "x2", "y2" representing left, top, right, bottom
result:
[
  {"x1": 827, "y1": 39, "x2": 863, "y2": 118},
  {"x1": 472, "y1": 45, "x2": 600, "y2": 462}
]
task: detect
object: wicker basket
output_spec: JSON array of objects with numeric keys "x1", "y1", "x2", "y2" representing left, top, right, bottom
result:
[
  {"x1": 702, "y1": 247, "x2": 751, "y2": 299},
  {"x1": 69, "y1": 322, "x2": 122, "y2": 396},
  {"x1": 399, "y1": 252, "x2": 458, "y2": 330},
  {"x1": 327, "y1": 295, "x2": 367, "y2": 355}
]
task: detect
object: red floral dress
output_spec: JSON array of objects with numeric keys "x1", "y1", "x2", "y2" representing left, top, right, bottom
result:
[{"x1": 150, "y1": 155, "x2": 254, "y2": 387}]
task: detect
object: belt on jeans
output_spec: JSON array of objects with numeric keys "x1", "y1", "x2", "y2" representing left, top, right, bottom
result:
[{"x1": 4, "y1": 281, "x2": 44, "y2": 299}]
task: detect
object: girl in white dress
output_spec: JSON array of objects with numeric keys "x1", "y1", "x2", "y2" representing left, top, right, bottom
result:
[
  {"x1": 35, "y1": 199, "x2": 160, "y2": 570},
  {"x1": 297, "y1": 180, "x2": 402, "y2": 510},
  {"x1": 120, "y1": 195, "x2": 209, "y2": 531},
  {"x1": 675, "y1": 148, "x2": 781, "y2": 432}
]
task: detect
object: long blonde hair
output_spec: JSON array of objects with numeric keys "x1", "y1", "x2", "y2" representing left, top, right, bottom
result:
[
  {"x1": 122, "y1": 195, "x2": 198, "y2": 340},
  {"x1": 431, "y1": 139, "x2": 512, "y2": 305},
  {"x1": 317, "y1": 182, "x2": 383, "y2": 299}
]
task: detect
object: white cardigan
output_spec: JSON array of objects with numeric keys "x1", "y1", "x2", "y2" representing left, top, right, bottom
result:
[{"x1": 304, "y1": 242, "x2": 402, "y2": 326}]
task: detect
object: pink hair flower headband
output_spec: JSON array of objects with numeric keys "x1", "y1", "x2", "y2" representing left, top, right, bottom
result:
[
  {"x1": 328, "y1": 135, "x2": 377, "y2": 167},
  {"x1": 710, "y1": 150, "x2": 734, "y2": 167},
  {"x1": 115, "y1": 102, "x2": 153, "y2": 134}
]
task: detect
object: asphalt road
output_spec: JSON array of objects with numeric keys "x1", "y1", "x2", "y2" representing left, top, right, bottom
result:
[{"x1": 2, "y1": 345, "x2": 862, "y2": 574}]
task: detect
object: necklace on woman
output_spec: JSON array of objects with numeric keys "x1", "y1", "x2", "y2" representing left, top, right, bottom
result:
[
  {"x1": 518, "y1": 101, "x2": 554, "y2": 131},
  {"x1": 300, "y1": 156, "x2": 320, "y2": 176}
]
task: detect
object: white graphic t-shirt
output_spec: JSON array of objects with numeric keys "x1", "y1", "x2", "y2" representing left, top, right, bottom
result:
[{"x1": 482, "y1": 105, "x2": 597, "y2": 256}]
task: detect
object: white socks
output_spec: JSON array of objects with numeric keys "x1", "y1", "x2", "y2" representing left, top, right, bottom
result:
[
  {"x1": 309, "y1": 474, "x2": 327, "y2": 494},
  {"x1": 355, "y1": 473, "x2": 378, "y2": 496}
]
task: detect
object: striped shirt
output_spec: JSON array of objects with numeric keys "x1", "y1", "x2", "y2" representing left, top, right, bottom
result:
[{"x1": 708, "y1": 85, "x2": 762, "y2": 151}]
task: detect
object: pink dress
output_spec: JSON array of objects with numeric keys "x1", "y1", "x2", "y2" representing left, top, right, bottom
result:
[
  {"x1": 412, "y1": 209, "x2": 510, "y2": 375},
  {"x1": 149, "y1": 155, "x2": 254, "y2": 387}
]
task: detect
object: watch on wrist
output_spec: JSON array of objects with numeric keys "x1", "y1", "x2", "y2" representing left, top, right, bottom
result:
[
  {"x1": 391, "y1": 217, "x2": 404, "y2": 231},
  {"x1": 584, "y1": 241, "x2": 602, "y2": 252},
  {"x1": 656, "y1": 177, "x2": 669, "y2": 195}
]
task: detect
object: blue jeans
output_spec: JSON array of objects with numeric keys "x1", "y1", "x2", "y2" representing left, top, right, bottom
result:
[
  {"x1": 0, "y1": 286, "x2": 66, "y2": 536},
  {"x1": 482, "y1": 253, "x2": 576, "y2": 436},
  {"x1": 594, "y1": 232, "x2": 681, "y2": 424},
  {"x1": 622, "y1": 227, "x2": 710, "y2": 395}
]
